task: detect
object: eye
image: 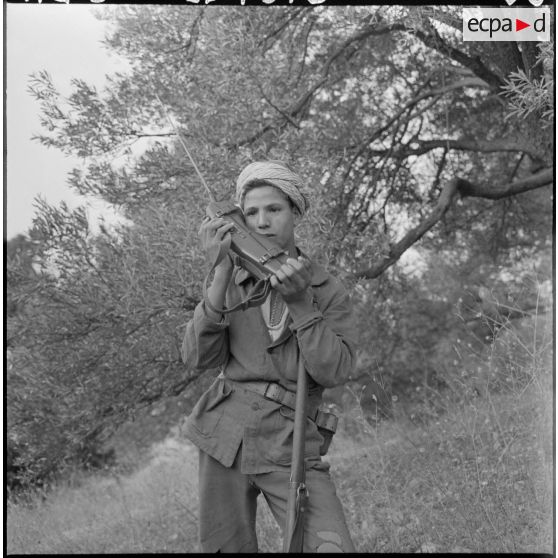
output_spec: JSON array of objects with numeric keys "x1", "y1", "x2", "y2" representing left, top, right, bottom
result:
[{"x1": 244, "y1": 209, "x2": 256, "y2": 217}]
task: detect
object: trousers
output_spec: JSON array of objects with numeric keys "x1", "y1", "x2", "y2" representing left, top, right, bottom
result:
[{"x1": 197, "y1": 447, "x2": 355, "y2": 553}]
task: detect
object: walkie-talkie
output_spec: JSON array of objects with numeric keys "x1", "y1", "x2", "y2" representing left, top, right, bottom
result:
[{"x1": 156, "y1": 96, "x2": 290, "y2": 303}]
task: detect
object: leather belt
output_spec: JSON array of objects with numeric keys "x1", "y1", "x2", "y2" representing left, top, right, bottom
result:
[{"x1": 223, "y1": 376, "x2": 338, "y2": 433}]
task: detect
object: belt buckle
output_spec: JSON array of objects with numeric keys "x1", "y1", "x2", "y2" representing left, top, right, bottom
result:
[
  {"x1": 264, "y1": 382, "x2": 294, "y2": 409},
  {"x1": 263, "y1": 382, "x2": 282, "y2": 403}
]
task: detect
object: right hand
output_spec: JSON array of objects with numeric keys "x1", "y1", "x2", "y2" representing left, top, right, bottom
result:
[{"x1": 198, "y1": 216, "x2": 235, "y2": 275}]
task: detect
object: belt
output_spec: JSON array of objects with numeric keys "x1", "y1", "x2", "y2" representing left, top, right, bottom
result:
[{"x1": 223, "y1": 376, "x2": 338, "y2": 433}]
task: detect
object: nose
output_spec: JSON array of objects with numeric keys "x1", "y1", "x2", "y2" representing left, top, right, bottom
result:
[{"x1": 256, "y1": 211, "x2": 270, "y2": 229}]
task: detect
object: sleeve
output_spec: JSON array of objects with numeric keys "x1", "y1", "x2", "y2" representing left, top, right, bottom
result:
[
  {"x1": 289, "y1": 278, "x2": 358, "y2": 388},
  {"x1": 181, "y1": 299, "x2": 231, "y2": 370}
]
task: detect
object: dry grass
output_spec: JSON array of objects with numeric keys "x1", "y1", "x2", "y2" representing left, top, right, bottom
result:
[
  {"x1": 7, "y1": 436, "x2": 199, "y2": 554},
  {"x1": 328, "y1": 382, "x2": 553, "y2": 553},
  {"x1": 7, "y1": 312, "x2": 554, "y2": 554},
  {"x1": 327, "y1": 308, "x2": 554, "y2": 553},
  {"x1": 8, "y1": 378, "x2": 552, "y2": 554}
]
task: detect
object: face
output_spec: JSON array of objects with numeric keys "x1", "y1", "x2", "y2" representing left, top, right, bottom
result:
[{"x1": 242, "y1": 185, "x2": 297, "y2": 254}]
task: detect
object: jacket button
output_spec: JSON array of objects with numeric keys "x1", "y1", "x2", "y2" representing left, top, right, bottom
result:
[{"x1": 251, "y1": 402, "x2": 260, "y2": 411}]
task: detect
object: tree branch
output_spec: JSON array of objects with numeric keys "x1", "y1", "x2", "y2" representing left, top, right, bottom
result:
[
  {"x1": 250, "y1": 72, "x2": 301, "y2": 130},
  {"x1": 422, "y1": 7, "x2": 462, "y2": 33},
  {"x1": 350, "y1": 17, "x2": 505, "y2": 90},
  {"x1": 295, "y1": 17, "x2": 316, "y2": 87},
  {"x1": 227, "y1": 18, "x2": 508, "y2": 150},
  {"x1": 346, "y1": 77, "x2": 488, "y2": 166},
  {"x1": 410, "y1": 24, "x2": 506, "y2": 90},
  {"x1": 258, "y1": 7, "x2": 307, "y2": 49},
  {"x1": 227, "y1": 22, "x2": 405, "y2": 150},
  {"x1": 457, "y1": 167, "x2": 553, "y2": 199},
  {"x1": 354, "y1": 178, "x2": 460, "y2": 279},
  {"x1": 366, "y1": 137, "x2": 541, "y2": 160},
  {"x1": 354, "y1": 168, "x2": 553, "y2": 279},
  {"x1": 163, "y1": 11, "x2": 203, "y2": 56}
]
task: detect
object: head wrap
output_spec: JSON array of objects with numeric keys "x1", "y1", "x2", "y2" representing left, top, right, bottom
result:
[{"x1": 235, "y1": 160, "x2": 309, "y2": 217}]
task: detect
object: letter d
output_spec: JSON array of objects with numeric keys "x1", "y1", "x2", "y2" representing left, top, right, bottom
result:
[{"x1": 534, "y1": 14, "x2": 546, "y2": 32}]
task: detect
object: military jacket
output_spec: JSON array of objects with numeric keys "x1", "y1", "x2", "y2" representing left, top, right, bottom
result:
[{"x1": 181, "y1": 258, "x2": 357, "y2": 474}]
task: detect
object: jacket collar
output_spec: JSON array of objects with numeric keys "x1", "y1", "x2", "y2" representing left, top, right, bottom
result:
[{"x1": 234, "y1": 249, "x2": 328, "y2": 287}]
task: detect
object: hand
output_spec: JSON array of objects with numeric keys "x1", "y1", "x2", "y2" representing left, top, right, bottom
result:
[
  {"x1": 198, "y1": 216, "x2": 234, "y2": 275},
  {"x1": 270, "y1": 256, "x2": 312, "y2": 302}
]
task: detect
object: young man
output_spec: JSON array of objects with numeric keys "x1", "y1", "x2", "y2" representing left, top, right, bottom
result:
[{"x1": 182, "y1": 160, "x2": 357, "y2": 553}]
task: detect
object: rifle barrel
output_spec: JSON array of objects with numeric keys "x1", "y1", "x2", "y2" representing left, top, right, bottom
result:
[{"x1": 283, "y1": 356, "x2": 309, "y2": 552}]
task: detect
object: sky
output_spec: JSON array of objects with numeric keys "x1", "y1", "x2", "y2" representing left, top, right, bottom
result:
[{"x1": 5, "y1": 3, "x2": 127, "y2": 240}]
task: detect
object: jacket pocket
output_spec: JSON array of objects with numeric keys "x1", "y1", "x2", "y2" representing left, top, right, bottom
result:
[
  {"x1": 264, "y1": 406, "x2": 322, "y2": 465},
  {"x1": 187, "y1": 378, "x2": 232, "y2": 438}
]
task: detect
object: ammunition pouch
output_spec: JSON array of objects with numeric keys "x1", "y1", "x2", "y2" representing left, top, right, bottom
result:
[{"x1": 315, "y1": 412, "x2": 338, "y2": 456}]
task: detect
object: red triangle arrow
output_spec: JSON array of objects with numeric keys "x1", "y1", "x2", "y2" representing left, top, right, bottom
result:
[{"x1": 516, "y1": 18, "x2": 530, "y2": 31}]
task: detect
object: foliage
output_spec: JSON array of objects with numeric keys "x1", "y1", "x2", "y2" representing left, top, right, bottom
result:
[
  {"x1": 7, "y1": 439, "x2": 200, "y2": 553},
  {"x1": 8, "y1": 5, "x2": 554, "y2": 486},
  {"x1": 333, "y1": 384, "x2": 552, "y2": 553},
  {"x1": 7, "y1": 200, "x2": 207, "y2": 485},
  {"x1": 501, "y1": 40, "x2": 554, "y2": 124}
]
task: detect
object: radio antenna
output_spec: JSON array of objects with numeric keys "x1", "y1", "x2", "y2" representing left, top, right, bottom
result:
[{"x1": 155, "y1": 94, "x2": 216, "y2": 202}]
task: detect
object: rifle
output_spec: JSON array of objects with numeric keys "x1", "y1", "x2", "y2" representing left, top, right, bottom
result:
[
  {"x1": 283, "y1": 355, "x2": 309, "y2": 553},
  {"x1": 158, "y1": 97, "x2": 309, "y2": 550}
]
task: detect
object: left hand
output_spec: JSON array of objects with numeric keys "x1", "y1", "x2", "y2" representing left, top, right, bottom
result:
[{"x1": 270, "y1": 256, "x2": 313, "y2": 301}]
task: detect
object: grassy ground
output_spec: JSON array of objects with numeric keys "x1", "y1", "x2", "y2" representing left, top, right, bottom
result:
[
  {"x1": 7, "y1": 373, "x2": 552, "y2": 554},
  {"x1": 330, "y1": 384, "x2": 553, "y2": 553},
  {"x1": 7, "y1": 436, "x2": 199, "y2": 553}
]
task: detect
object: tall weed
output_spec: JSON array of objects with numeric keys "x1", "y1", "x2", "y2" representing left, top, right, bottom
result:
[
  {"x1": 330, "y1": 301, "x2": 553, "y2": 553},
  {"x1": 7, "y1": 437, "x2": 199, "y2": 554},
  {"x1": 7, "y1": 308, "x2": 553, "y2": 553}
]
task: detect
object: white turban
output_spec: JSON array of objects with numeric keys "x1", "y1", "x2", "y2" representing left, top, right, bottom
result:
[{"x1": 235, "y1": 160, "x2": 309, "y2": 217}]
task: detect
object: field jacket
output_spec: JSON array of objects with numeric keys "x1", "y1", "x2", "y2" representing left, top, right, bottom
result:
[{"x1": 181, "y1": 258, "x2": 357, "y2": 474}]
